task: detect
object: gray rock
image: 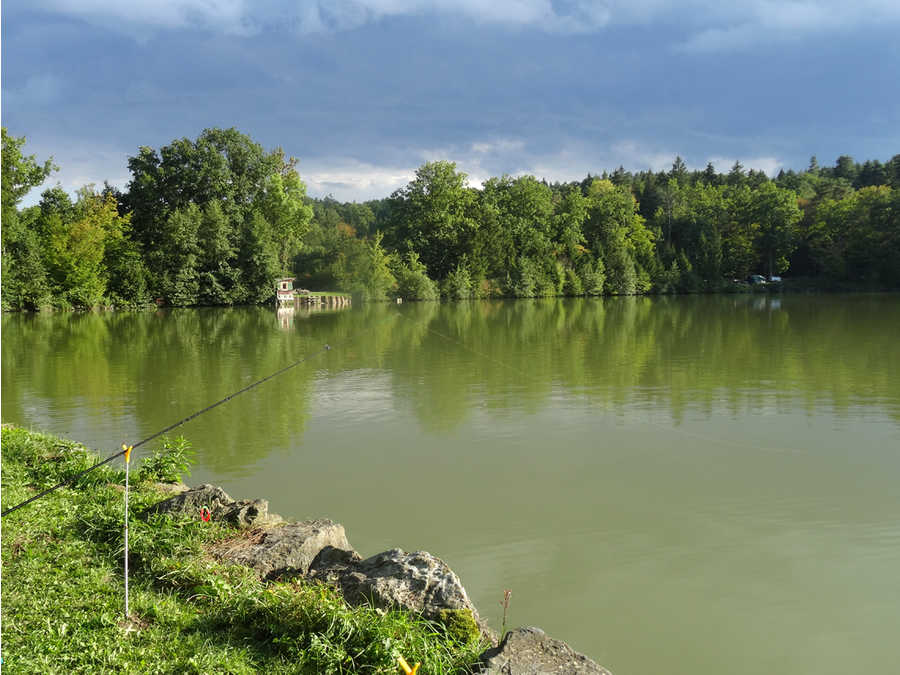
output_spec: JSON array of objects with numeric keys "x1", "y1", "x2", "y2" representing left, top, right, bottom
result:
[
  {"x1": 475, "y1": 627, "x2": 612, "y2": 675},
  {"x1": 308, "y1": 547, "x2": 492, "y2": 638},
  {"x1": 145, "y1": 483, "x2": 282, "y2": 528},
  {"x1": 217, "y1": 520, "x2": 352, "y2": 579},
  {"x1": 152, "y1": 481, "x2": 190, "y2": 495}
]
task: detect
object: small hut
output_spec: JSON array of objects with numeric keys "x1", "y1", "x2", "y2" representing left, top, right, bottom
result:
[{"x1": 276, "y1": 277, "x2": 295, "y2": 306}]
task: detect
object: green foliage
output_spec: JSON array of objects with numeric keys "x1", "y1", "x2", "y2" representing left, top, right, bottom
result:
[
  {"x1": 1, "y1": 127, "x2": 56, "y2": 233},
  {"x1": 604, "y1": 243, "x2": 637, "y2": 295},
  {"x1": 506, "y1": 256, "x2": 539, "y2": 297},
  {"x1": 584, "y1": 179, "x2": 655, "y2": 295},
  {"x1": 3, "y1": 136, "x2": 899, "y2": 311},
  {"x1": 365, "y1": 232, "x2": 398, "y2": 301},
  {"x1": 1, "y1": 131, "x2": 57, "y2": 311},
  {"x1": 156, "y1": 205, "x2": 201, "y2": 306},
  {"x1": 751, "y1": 181, "x2": 802, "y2": 278},
  {"x1": 239, "y1": 210, "x2": 280, "y2": 303},
  {"x1": 333, "y1": 231, "x2": 397, "y2": 301},
  {"x1": 389, "y1": 161, "x2": 479, "y2": 280},
  {"x1": 196, "y1": 201, "x2": 241, "y2": 305},
  {"x1": 393, "y1": 252, "x2": 438, "y2": 301},
  {"x1": 1, "y1": 212, "x2": 52, "y2": 310},
  {"x1": 578, "y1": 258, "x2": 605, "y2": 296},
  {"x1": 563, "y1": 266, "x2": 583, "y2": 296},
  {"x1": 137, "y1": 436, "x2": 194, "y2": 483},
  {"x1": 2, "y1": 427, "x2": 488, "y2": 673},
  {"x1": 441, "y1": 262, "x2": 474, "y2": 300},
  {"x1": 124, "y1": 128, "x2": 308, "y2": 304},
  {"x1": 438, "y1": 608, "x2": 481, "y2": 644},
  {"x1": 257, "y1": 170, "x2": 314, "y2": 274},
  {"x1": 104, "y1": 231, "x2": 150, "y2": 307},
  {"x1": 809, "y1": 185, "x2": 900, "y2": 286}
]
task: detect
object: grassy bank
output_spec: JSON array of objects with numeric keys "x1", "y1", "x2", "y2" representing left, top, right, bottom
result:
[{"x1": 1, "y1": 427, "x2": 486, "y2": 673}]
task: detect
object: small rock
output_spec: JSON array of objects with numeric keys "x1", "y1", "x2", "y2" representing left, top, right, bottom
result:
[
  {"x1": 219, "y1": 520, "x2": 352, "y2": 578},
  {"x1": 308, "y1": 547, "x2": 493, "y2": 639},
  {"x1": 475, "y1": 627, "x2": 612, "y2": 674},
  {"x1": 152, "y1": 481, "x2": 190, "y2": 495},
  {"x1": 145, "y1": 483, "x2": 282, "y2": 528}
]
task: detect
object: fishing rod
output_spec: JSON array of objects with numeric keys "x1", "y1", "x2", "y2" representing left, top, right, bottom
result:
[{"x1": 2, "y1": 341, "x2": 337, "y2": 518}]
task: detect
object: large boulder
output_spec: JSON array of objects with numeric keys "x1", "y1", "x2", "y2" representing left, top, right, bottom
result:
[
  {"x1": 308, "y1": 547, "x2": 492, "y2": 639},
  {"x1": 216, "y1": 520, "x2": 352, "y2": 579},
  {"x1": 145, "y1": 483, "x2": 282, "y2": 528},
  {"x1": 475, "y1": 627, "x2": 612, "y2": 674}
]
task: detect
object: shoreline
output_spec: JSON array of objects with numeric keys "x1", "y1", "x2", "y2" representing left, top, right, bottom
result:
[
  {"x1": 4, "y1": 281, "x2": 898, "y2": 314},
  {"x1": 1, "y1": 426, "x2": 612, "y2": 673}
]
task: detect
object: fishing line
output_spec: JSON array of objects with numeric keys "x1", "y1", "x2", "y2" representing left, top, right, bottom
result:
[{"x1": 1, "y1": 317, "x2": 375, "y2": 519}]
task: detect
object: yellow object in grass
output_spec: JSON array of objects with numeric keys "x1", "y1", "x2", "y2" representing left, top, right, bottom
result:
[{"x1": 397, "y1": 655, "x2": 420, "y2": 674}]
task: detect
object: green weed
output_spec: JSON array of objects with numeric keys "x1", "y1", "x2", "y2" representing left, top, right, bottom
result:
[
  {"x1": 137, "y1": 436, "x2": 194, "y2": 484},
  {"x1": 1, "y1": 426, "x2": 487, "y2": 673}
]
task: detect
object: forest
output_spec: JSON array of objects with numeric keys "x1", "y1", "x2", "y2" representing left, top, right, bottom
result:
[{"x1": 2, "y1": 126, "x2": 898, "y2": 310}]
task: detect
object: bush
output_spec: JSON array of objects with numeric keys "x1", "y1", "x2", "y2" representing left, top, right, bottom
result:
[
  {"x1": 442, "y1": 263, "x2": 474, "y2": 300},
  {"x1": 138, "y1": 436, "x2": 194, "y2": 483},
  {"x1": 563, "y1": 267, "x2": 583, "y2": 296},
  {"x1": 506, "y1": 257, "x2": 542, "y2": 297},
  {"x1": 578, "y1": 259, "x2": 605, "y2": 296},
  {"x1": 394, "y1": 252, "x2": 438, "y2": 301}
]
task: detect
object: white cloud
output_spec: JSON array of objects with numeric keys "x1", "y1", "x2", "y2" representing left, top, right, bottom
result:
[
  {"x1": 30, "y1": 0, "x2": 612, "y2": 35},
  {"x1": 41, "y1": 0, "x2": 248, "y2": 33},
  {"x1": 677, "y1": 0, "x2": 900, "y2": 52},
  {"x1": 26, "y1": 0, "x2": 900, "y2": 46},
  {"x1": 301, "y1": 158, "x2": 416, "y2": 200},
  {"x1": 16, "y1": 138, "x2": 788, "y2": 208},
  {"x1": 17, "y1": 140, "x2": 133, "y2": 207},
  {"x1": 471, "y1": 139, "x2": 526, "y2": 155},
  {"x1": 608, "y1": 141, "x2": 678, "y2": 173}
]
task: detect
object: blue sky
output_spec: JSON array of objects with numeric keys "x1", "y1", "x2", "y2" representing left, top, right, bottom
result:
[{"x1": 3, "y1": 0, "x2": 899, "y2": 202}]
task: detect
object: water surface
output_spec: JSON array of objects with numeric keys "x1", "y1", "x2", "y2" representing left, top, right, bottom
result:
[{"x1": 4, "y1": 294, "x2": 900, "y2": 674}]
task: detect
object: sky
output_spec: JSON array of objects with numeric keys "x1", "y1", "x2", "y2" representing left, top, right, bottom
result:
[{"x1": 3, "y1": 0, "x2": 899, "y2": 202}]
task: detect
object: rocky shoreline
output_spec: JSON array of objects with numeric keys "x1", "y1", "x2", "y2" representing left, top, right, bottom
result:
[{"x1": 147, "y1": 482, "x2": 612, "y2": 674}]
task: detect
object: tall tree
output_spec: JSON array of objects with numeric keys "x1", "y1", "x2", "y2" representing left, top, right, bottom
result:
[
  {"x1": 388, "y1": 161, "x2": 478, "y2": 280},
  {"x1": 584, "y1": 179, "x2": 656, "y2": 294},
  {"x1": 727, "y1": 161, "x2": 745, "y2": 186},
  {"x1": 124, "y1": 128, "x2": 310, "y2": 301},
  {"x1": 156, "y1": 205, "x2": 202, "y2": 306},
  {"x1": 41, "y1": 188, "x2": 132, "y2": 308},
  {"x1": 257, "y1": 170, "x2": 314, "y2": 274},
  {"x1": 1, "y1": 128, "x2": 56, "y2": 234},
  {"x1": 807, "y1": 156, "x2": 820, "y2": 174},
  {"x1": 751, "y1": 182, "x2": 802, "y2": 277},
  {"x1": 1, "y1": 129, "x2": 57, "y2": 309},
  {"x1": 669, "y1": 156, "x2": 689, "y2": 184},
  {"x1": 833, "y1": 155, "x2": 857, "y2": 183}
]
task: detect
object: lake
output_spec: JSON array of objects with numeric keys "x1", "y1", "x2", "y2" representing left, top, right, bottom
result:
[{"x1": 3, "y1": 294, "x2": 900, "y2": 674}]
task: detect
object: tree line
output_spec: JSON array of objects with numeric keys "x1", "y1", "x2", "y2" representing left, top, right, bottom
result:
[{"x1": 2, "y1": 126, "x2": 898, "y2": 310}]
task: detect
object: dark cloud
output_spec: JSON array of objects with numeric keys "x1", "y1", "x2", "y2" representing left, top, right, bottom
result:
[{"x1": 3, "y1": 2, "x2": 899, "y2": 201}]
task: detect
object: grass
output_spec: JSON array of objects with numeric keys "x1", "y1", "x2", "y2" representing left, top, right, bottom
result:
[{"x1": 1, "y1": 426, "x2": 487, "y2": 673}]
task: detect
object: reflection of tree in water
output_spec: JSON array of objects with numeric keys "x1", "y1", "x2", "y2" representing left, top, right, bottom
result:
[
  {"x1": 130, "y1": 308, "x2": 320, "y2": 473},
  {"x1": 1, "y1": 307, "x2": 319, "y2": 473},
  {"x1": 2, "y1": 295, "x2": 899, "y2": 470},
  {"x1": 337, "y1": 295, "x2": 900, "y2": 431}
]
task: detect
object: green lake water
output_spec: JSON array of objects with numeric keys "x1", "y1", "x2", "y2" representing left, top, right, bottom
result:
[{"x1": 3, "y1": 294, "x2": 900, "y2": 674}]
